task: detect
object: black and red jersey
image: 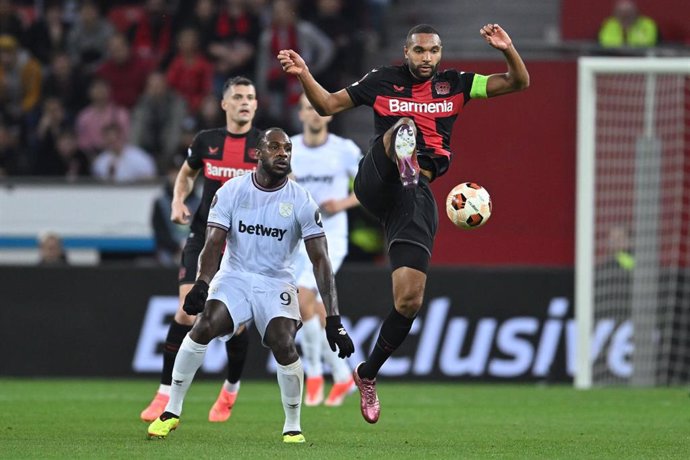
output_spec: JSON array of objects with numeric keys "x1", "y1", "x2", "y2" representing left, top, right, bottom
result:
[
  {"x1": 186, "y1": 126, "x2": 261, "y2": 235},
  {"x1": 346, "y1": 64, "x2": 477, "y2": 178}
]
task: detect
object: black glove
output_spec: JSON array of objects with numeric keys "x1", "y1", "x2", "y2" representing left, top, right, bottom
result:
[
  {"x1": 183, "y1": 280, "x2": 209, "y2": 315},
  {"x1": 325, "y1": 315, "x2": 354, "y2": 358}
]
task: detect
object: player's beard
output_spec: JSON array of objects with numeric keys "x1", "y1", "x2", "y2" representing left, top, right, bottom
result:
[
  {"x1": 408, "y1": 61, "x2": 439, "y2": 81},
  {"x1": 263, "y1": 162, "x2": 291, "y2": 181}
]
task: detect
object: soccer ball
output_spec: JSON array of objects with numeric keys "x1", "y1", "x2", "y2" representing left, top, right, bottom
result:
[{"x1": 445, "y1": 182, "x2": 492, "y2": 229}]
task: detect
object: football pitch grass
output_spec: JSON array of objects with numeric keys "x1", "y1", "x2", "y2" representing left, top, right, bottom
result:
[{"x1": 1, "y1": 379, "x2": 688, "y2": 459}]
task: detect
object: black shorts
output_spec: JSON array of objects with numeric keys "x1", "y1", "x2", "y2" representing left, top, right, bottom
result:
[
  {"x1": 353, "y1": 135, "x2": 438, "y2": 256},
  {"x1": 178, "y1": 233, "x2": 205, "y2": 284}
]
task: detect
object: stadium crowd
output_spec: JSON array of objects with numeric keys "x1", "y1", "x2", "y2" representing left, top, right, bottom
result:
[{"x1": 0, "y1": 0, "x2": 383, "y2": 179}]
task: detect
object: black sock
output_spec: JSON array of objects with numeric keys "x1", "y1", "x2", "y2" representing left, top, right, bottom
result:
[
  {"x1": 359, "y1": 308, "x2": 414, "y2": 380},
  {"x1": 161, "y1": 320, "x2": 193, "y2": 386},
  {"x1": 225, "y1": 331, "x2": 249, "y2": 384}
]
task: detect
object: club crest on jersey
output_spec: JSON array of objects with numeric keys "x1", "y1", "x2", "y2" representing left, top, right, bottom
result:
[
  {"x1": 435, "y1": 81, "x2": 450, "y2": 95},
  {"x1": 279, "y1": 202, "x2": 294, "y2": 217}
]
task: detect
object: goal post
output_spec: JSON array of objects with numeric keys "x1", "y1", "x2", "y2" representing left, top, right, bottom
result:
[{"x1": 576, "y1": 57, "x2": 690, "y2": 389}]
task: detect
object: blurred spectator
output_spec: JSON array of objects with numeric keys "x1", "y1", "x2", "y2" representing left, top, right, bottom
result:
[
  {"x1": 37, "y1": 129, "x2": 90, "y2": 179},
  {"x1": 75, "y1": 78, "x2": 130, "y2": 156},
  {"x1": 92, "y1": 122, "x2": 156, "y2": 182},
  {"x1": 310, "y1": 0, "x2": 366, "y2": 92},
  {"x1": 36, "y1": 96, "x2": 70, "y2": 144},
  {"x1": 131, "y1": 71, "x2": 187, "y2": 166},
  {"x1": 96, "y1": 33, "x2": 151, "y2": 109},
  {"x1": 165, "y1": 27, "x2": 212, "y2": 114},
  {"x1": 24, "y1": 0, "x2": 71, "y2": 65},
  {"x1": 246, "y1": 0, "x2": 272, "y2": 28},
  {"x1": 598, "y1": 0, "x2": 658, "y2": 48},
  {"x1": 0, "y1": 0, "x2": 24, "y2": 41},
  {"x1": 207, "y1": 0, "x2": 261, "y2": 94},
  {"x1": 151, "y1": 156, "x2": 200, "y2": 266},
  {"x1": 42, "y1": 51, "x2": 89, "y2": 117},
  {"x1": 67, "y1": 0, "x2": 114, "y2": 71},
  {"x1": 255, "y1": 0, "x2": 334, "y2": 132},
  {"x1": 128, "y1": 0, "x2": 173, "y2": 68},
  {"x1": 194, "y1": 93, "x2": 224, "y2": 131},
  {"x1": 0, "y1": 122, "x2": 21, "y2": 176},
  {"x1": 365, "y1": 0, "x2": 392, "y2": 47},
  {"x1": 37, "y1": 231, "x2": 69, "y2": 266},
  {"x1": 34, "y1": 96, "x2": 70, "y2": 173},
  {"x1": 0, "y1": 34, "x2": 42, "y2": 125},
  {"x1": 173, "y1": 0, "x2": 217, "y2": 53}
]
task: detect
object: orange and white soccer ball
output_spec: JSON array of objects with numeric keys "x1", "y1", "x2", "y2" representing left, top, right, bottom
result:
[{"x1": 445, "y1": 182, "x2": 492, "y2": 229}]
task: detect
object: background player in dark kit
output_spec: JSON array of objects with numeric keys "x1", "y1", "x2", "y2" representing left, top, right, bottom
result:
[{"x1": 140, "y1": 76, "x2": 261, "y2": 423}]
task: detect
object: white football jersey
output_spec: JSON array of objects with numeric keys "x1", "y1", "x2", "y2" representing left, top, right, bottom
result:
[
  {"x1": 207, "y1": 173, "x2": 325, "y2": 285},
  {"x1": 290, "y1": 133, "x2": 360, "y2": 246}
]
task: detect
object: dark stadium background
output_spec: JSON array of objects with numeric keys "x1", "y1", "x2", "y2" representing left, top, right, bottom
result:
[{"x1": 1, "y1": 0, "x2": 688, "y2": 382}]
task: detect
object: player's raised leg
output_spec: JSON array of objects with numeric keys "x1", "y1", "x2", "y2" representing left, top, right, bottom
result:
[{"x1": 385, "y1": 118, "x2": 419, "y2": 188}]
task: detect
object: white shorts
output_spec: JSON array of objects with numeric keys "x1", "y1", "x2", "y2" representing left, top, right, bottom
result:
[
  {"x1": 207, "y1": 270, "x2": 300, "y2": 345},
  {"x1": 295, "y1": 243, "x2": 347, "y2": 295}
]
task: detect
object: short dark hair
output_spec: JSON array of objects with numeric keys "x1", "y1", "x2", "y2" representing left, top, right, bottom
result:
[
  {"x1": 406, "y1": 24, "x2": 441, "y2": 46},
  {"x1": 222, "y1": 76, "x2": 254, "y2": 96},
  {"x1": 258, "y1": 127, "x2": 287, "y2": 149}
]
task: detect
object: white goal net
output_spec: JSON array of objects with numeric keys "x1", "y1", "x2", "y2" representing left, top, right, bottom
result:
[{"x1": 576, "y1": 57, "x2": 690, "y2": 388}]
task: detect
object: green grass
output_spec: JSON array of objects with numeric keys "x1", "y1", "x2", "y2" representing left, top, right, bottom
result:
[{"x1": 0, "y1": 379, "x2": 688, "y2": 459}]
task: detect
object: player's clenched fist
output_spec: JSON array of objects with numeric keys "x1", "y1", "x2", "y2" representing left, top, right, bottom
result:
[
  {"x1": 325, "y1": 315, "x2": 355, "y2": 358},
  {"x1": 183, "y1": 280, "x2": 209, "y2": 315}
]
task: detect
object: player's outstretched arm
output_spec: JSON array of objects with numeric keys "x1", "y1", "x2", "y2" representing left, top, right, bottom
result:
[
  {"x1": 277, "y1": 49, "x2": 354, "y2": 116},
  {"x1": 480, "y1": 24, "x2": 530, "y2": 97},
  {"x1": 171, "y1": 161, "x2": 200, "y2": 224},
  {"x1": 305, "y1": 236, "x2": 354, "y2": 358}
]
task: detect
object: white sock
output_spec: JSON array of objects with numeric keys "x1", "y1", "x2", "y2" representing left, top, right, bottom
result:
[
  {"x1": 157, "y1": 384, "x2": 171, "y2": 396},
  {"x1": 321, "y1": 332, "x2": 352, "y2": 383},
  {"x1": 222, "y1": 380, "x2": 240, "y2": 393},
  {"x1": 300, "y1": 317, "x2": 323, "y2": 377},
  {"x1": 165, "y1": 334, "x2": 207, "y2": 416},
  {"x1": 276, "y1": 359, "x2": 303, "y2": 434}
]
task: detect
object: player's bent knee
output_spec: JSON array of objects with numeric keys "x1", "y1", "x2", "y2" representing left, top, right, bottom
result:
[
  {"x1": 267, "y1": 339, "x2": 298, "y2": 365},
  {"x1": 190, "y1": 301, "x2": 234, "y2": 343},
  {"x1": 189, "y1": 314, "x2": 215, "y2": 344}
]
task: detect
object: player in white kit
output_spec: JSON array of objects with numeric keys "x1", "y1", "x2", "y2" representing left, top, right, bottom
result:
[
  {"x1": 291, "y1": 94, "x2": 361, "y2": 406},
  {"x1": 147, "y1": 128, "x2": 355, "y2": 444}
]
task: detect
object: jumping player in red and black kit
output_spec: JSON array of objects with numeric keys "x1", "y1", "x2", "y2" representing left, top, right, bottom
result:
[
  {"x1": 141, "y1": 76, "x2": 261, "y2": 423},
  {"x1": 278, "y1": 24, "x2": 529, "y2": 423}
]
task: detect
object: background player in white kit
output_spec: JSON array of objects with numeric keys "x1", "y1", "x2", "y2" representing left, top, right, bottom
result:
[
  {"x1": 147, "y1": 128, "x2": 355, "y2": 444},
  {"x1": 291, "y1": 94, "x2": 361, "y2": 406}
]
